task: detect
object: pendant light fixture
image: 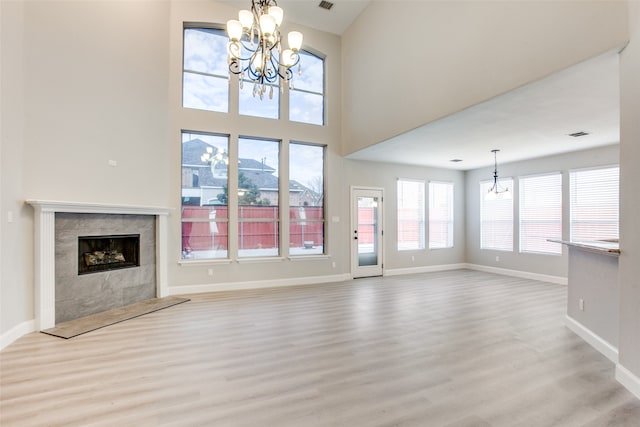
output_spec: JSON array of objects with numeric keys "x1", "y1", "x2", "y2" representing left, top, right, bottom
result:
[{"x1": 487, "y1": 149, "x2": 511, "y2": 200}]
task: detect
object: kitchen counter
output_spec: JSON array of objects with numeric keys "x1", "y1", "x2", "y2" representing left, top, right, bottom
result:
[{"x1": 548, "y1": 239, "x2": 620, "y2": 256}]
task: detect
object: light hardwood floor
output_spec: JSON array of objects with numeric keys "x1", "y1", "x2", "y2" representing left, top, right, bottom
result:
[{"x1": 1, "y1": 270, "x2": 639, "y2": 426}]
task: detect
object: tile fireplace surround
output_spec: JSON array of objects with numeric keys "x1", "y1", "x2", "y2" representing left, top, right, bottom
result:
[{"x1": 27, "y1": 200, "x2": 171, "y2": 330}]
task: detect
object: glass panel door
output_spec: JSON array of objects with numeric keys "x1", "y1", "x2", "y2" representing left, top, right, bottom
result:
[{"x1": 351, "y1": 188, "x2": 383, "y2": 278}]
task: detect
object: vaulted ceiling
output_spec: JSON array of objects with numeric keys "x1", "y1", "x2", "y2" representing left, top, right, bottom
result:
[{"x1": 223, "y1": 1, "x2": 622, "y2": 170}]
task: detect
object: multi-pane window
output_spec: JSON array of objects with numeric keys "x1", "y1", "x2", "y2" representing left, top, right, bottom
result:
[
  {"x1": 289, "y1": 51, "x2": 324, "y2": 126},
  {"x1": 289, "y1": 143, "x2": 325, "y2": 255},
  {"x1": 181, "y1": 26, "x2": 327, "y2": 261},
  {"x1": 480, "y1": 179, "x2": 514, "y2": 251},
  {"x1": 570, "y1": 166, "x2": 619, "y2": 242},
  {"x1": 182, "y1": 27, "x2": 229, "y2": 113},
  {"x1": 397, "y1": 179, "x2": 425, "y2": 251},
  {"x1": 181, "y1": 131, "x2": 229, "y2": 259},
  {"x1": 429, "y1": 182, "x2": 454, "y2": 249},
  {"x1": 519, "y1": 173, "x2": 562, "y2": 254},
  {"x1": 238, "y1": 137, "x2": 280, "y2": 257}
]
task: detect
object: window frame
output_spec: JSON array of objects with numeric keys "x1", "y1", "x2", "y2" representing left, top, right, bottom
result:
[
  {"x1": 288, "y1": 49, "x2": 325, "y2": 126},
  {"x1": 428, "y1": 181, "x2": 454, "y2": 249},
  {"x1": 518, "y1": 172, "x2": 562, "y2": 255},
  {"x1": 288, "y1": 141, "x2": 326, "y2": 256},
  {"x1": 180, "y1": 130, "x2": 230, "y2": 260},
  {"x1": 236, "y1": 136, "x2": 282, "y2": 259},
  {"x1": 397, "y1": 178, "x2": 426, "y2": 251},
  {"x1": 182, "y1": 24, "x2": 230, "y2": 113},
  {"x1": 480, "y1": 178, "x2": 514, "y2": 252},
  {"x1": 569, "y1": 165, "x2": 619, "y2": 242}
]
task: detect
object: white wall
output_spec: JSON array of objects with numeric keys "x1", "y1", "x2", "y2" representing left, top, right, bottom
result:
[
  {"x1": 618, "y1": 0, "x2": 640, "y2": 384},
  {"x1": 465, "y1": 145, "x2": 620, "y2": 280},
  {"x1": 1, "y1": 0, "x2": 32, "y2": 339},
  {"x1": 341, "y1": 1, "x2": 628, "y2": 155}
]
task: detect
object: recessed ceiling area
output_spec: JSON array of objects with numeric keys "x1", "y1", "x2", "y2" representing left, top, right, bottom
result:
[{"x1": 346, "y1": 49, "x2": 621, "y2": 171}]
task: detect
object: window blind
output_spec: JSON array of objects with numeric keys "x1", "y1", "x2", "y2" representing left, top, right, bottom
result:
[
  {"x1": 480, "y1": 178, "x2": 513, "y2": 251},
  {"x1": 519, "y1": 173, "x2": 562, "y2": 254},
  {"x1": 429, "y1": 182, "x2": 454, "y2": 249},
  {"x1": 397, "y1": 179, "x2": 425, "y2": 250},
  {"x1": 570, "y1": 167, "x2": 619, "y2": 242}
]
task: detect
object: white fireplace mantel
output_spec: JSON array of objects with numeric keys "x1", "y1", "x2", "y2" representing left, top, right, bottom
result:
[{"x1": 26, "y1": 200, "x2": 172, "y2": 330}]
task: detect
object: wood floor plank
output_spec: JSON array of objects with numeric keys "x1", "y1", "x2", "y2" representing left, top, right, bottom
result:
[{"x1": 1, "y1": 270, "x2": 639, "y2": 426}]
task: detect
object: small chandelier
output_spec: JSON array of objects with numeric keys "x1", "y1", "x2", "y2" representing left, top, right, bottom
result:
[
  {"x1": 487, "y1": 149, "x2": 511, "y2": 199},
  {"x1": 201, "y1": 146, "x2": 229, "y2": 178},
  {"x1": 226, "y1": 0, "x2": 303, "y2": 100}
]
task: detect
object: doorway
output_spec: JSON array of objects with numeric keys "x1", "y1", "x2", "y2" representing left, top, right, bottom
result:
[{"x1": 351, "y1": 187, "x2": 384, "y2": 278}]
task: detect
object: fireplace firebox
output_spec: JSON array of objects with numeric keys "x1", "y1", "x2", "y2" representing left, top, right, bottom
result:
[{"x1": 78, "y1": 234, "x2": 140, "y2": 275}]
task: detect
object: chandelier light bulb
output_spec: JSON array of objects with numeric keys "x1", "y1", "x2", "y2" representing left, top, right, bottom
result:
[
  {"x1": 238, "y1": 9, "x2": 253, "y2": 29},
  {"x1": 288, "y1": 31, "x2": 303, "y2": 51},
  {"x1": 259, "y1": 14, "x2": 276, "y2": 37},
  {"x1": 226, "y1": 20, "x2": 243, "y2": 41},
  {"x1": 282, "y1": 49, "x2": 296, "y2": 67},
  {"x1": 268, "y1": 6, "x2": 283, "y2": 26}
]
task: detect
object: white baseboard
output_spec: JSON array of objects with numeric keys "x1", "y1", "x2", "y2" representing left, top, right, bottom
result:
[
  {"x1": 616, "y1": 364, "x2": 640, "y2": 400},
  {"x1": 465, "y1": 263, "x2": 567, "y2": 285},
  {"x1": 167, "y1": 273, "x2": 352, "y2": 295},
  {"x1": 564, "y1": 315, "x2": 619, "y2": 363},
  {"x1": 0, "y1": 319, "x2": 36, "y2": 351},
  {"x1": 384, "y1": 263, "x2": 468, "y2": 277}
]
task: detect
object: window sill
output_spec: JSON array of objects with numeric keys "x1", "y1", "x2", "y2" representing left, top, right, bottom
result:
[
  {"x1": 237, "y1": 256, "x2": 286, "y2": 264},
  {"x1": 179, "y1": 258, "x2": 232, "y2": 267},
  {"x1": 288, "y1": 254, "x2": 331, "y2": 262}
]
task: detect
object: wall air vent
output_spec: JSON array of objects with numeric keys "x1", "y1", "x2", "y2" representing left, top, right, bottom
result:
[
  {"x1": 569, "y1": 131, "x2": 590, "y2": 137},
  {"x1": 319, "y1": 1, "x2": 334, "y2": 10}
]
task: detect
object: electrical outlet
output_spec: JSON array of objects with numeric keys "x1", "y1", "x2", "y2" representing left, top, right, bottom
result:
[
  {"x1": 411, "y1": 255, "x2": 415, "y2": 262},
  {"x1": 332, "y1": 261, "x2": 336, "y2": 268},
  {"x1": 495, "y1": 256, "x2": 500, "y2": 262},
  {"x1": 579, "y1": 298, "x2": 585, "y2": 311},
  {"x1": 207, "y1": 268, "x2": 214, "y2": 276}
]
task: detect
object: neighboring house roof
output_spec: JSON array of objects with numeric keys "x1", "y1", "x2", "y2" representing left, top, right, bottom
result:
[{"x1": 182, "y1": 139, "x2": 316, "y2": 194}]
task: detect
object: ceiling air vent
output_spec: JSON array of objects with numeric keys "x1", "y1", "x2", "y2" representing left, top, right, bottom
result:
[
  {"x1": 319, "y1": 1, "x2": 334, "y2": 10},
  {"x1": 569, "y1": 131, "x2": 589, "y2": 138}
]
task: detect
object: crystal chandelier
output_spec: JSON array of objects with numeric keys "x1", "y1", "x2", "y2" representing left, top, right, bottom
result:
[
  {"x1": 487, "y1": 149, "x2": 511, "y2": 199},
  {"x1": 226, "y1": 0, "x2": 303, "y2": 100}
]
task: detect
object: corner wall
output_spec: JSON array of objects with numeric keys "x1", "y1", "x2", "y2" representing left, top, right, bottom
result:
[
  {"x1": 1, "y1": 0, "x2": 33, "y2": 343},
  {"x1": 618, "y1": 0, "x2": 640, "y2": 396}
]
